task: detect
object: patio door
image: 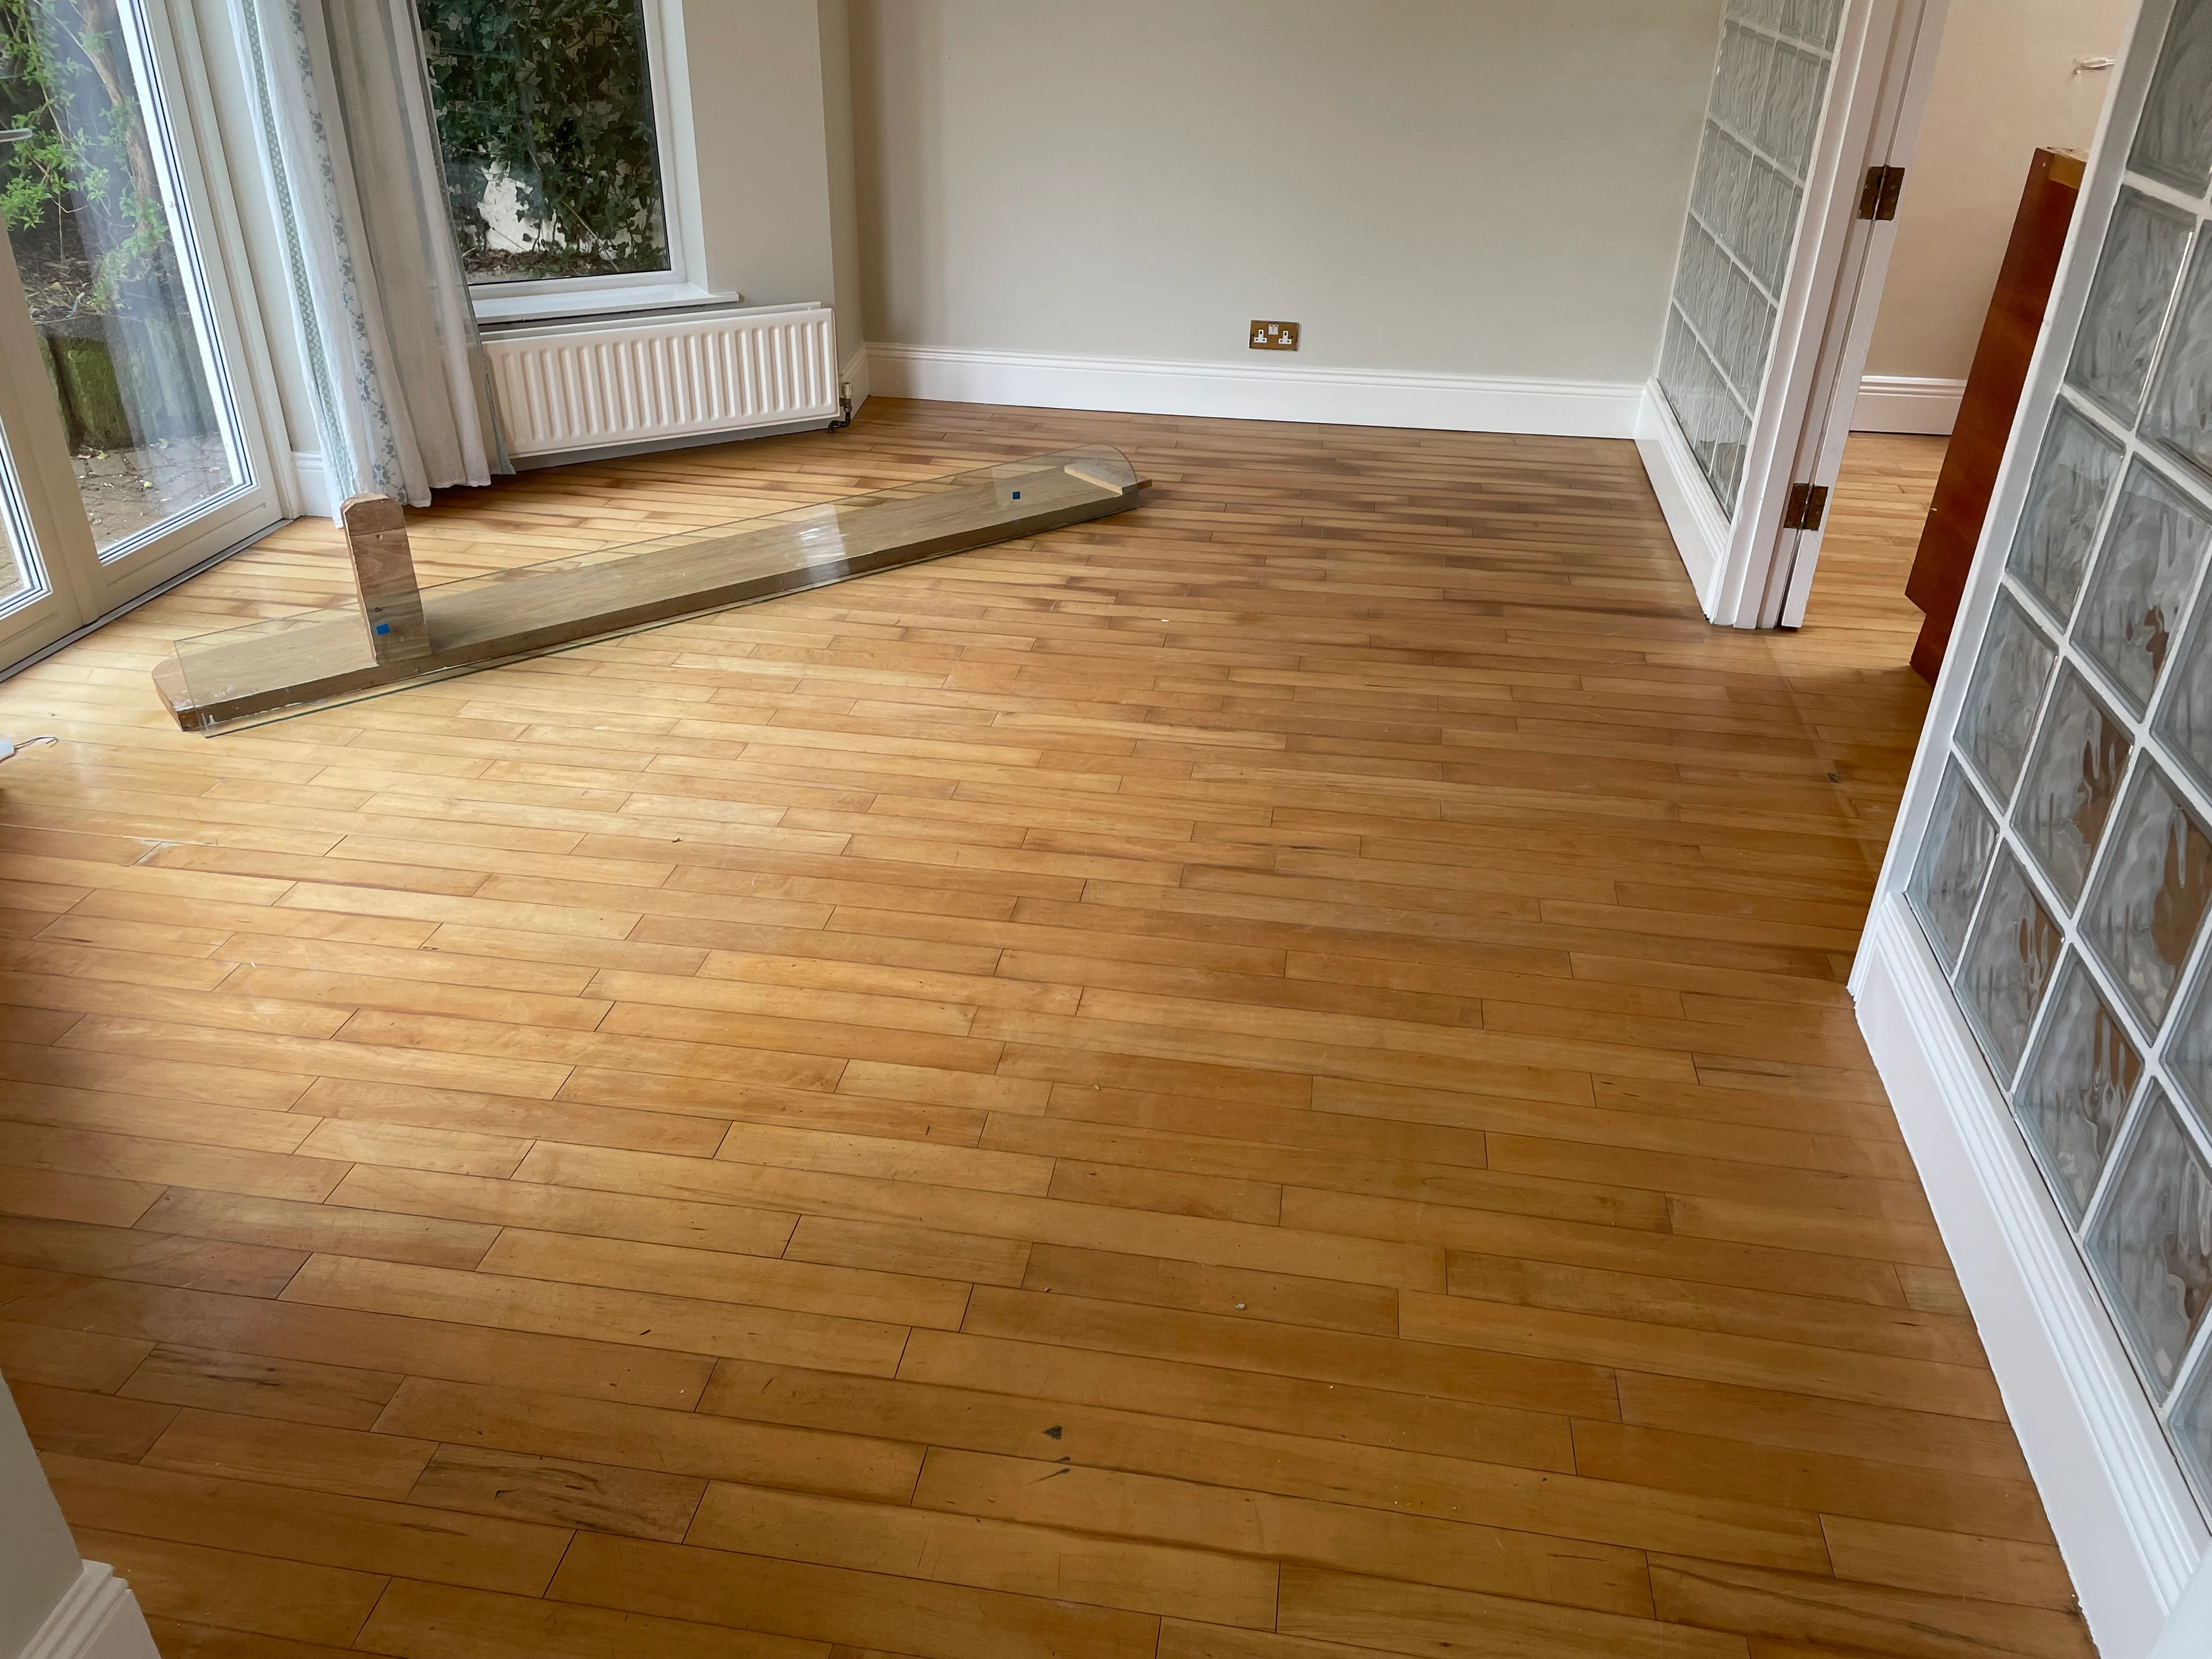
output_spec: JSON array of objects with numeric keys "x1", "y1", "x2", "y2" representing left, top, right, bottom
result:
[
  {"x1": 1639, "y1": 0, "x2": 1949, "y2": 628},
  {"x1": 0, "y1": 0, "x2": 280, "y2": 671}
]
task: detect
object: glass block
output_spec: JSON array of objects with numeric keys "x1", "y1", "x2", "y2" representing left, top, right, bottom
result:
[
  {"x1": 2014, "y1": 955, "x2": 2145, "y2": 1221},
  {"x1": 1712, "y1": 25, "x2": 1769, "y2": 149},
  {"x1": 2156, "y1": 595, "x2": 2212, "y2": 796},
  {"x1": 2087, "y1": 1087, "x2": 2212, "y2": 1391},
  {"x1": 1910, "y1": 760, "x2": 2000, "y2": 972},
  {"x1": 1657, "y1": 308, "x2": 1750, "y2": 516},
  {"x1": 1739, "y1": 156, "x2": 1802, "y2": 297},
  {"x1": 1691, "y1": 127, "x2": 1754, "y2": 262},
  {"x1": 2132, "y1": 0, "x2": 2212, "y2": 198},
  {"x1": 1678, "y1": 222, "x2": 1775, "y2": 397},
  {"x1": 2147, "y1": 240, "x2": 2212, "y2": 489},
  {"x1": 2006, "y1": 402, "x2": 2124, "y2": 624},
  {"x1": 1782, "y1": 0, "x2": 1842, "y2": 52},
  {"x1": 2074, "y1": 461, "x2": 2210, "y2": 715},
  {"x1": 2082, "y1": 764, "x2": 2212, "y2": 1031},
  {"x1": 2169, "y1": 959, "x2": 2212, "y2": 1117},
  {"x1": 1958, "y1": 850, "x2": 2065, "y2": 1081},
  {"x1": 1726, "y1": 0, "x2": 1783, "y2": 33},
  {"x1": 1955, "y1": 592, "x2": 2057, "y2": 804},
  {"x1": 2066, "y1": 190, "x2": 2194, "y2": 426},
  {"x1": 2012, "y1": 668, "x2": 2133, "y2": 906},
  {"x1": 2166, "y1": 1346, "x2": 2212, "y2": 1510},
  {"x1": 1759, "y1": 40, "x2": 1827, "y2": 180}
]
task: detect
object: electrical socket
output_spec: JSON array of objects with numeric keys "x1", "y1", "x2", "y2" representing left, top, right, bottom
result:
[{"x1": 1249, "y1": 320, "x2": 1300, "y2": 351}]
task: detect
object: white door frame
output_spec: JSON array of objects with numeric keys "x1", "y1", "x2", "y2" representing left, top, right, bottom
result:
[
  {"x1": 0, "y1": 0, "x2": 286, "y2": 674},
  {"x1": 1639, "y1": 0, "x2": 1951, "y2": 629},
  {"x1": 1765, "y1": 0, "x2": 1953, "y2": 627}
]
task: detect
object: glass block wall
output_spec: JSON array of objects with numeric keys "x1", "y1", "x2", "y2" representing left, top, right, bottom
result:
[
  {"x1": 1655, "y1": 0, "x2": 1843, "y2": 516},
  {"x1": 1905, "y1": 0, "x2": 2212, "y2": 1508}
]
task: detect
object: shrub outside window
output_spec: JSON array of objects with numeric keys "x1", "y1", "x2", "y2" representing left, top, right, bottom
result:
[{"x1": 415, "y1": 0, "x2": 673, "y2": 289}]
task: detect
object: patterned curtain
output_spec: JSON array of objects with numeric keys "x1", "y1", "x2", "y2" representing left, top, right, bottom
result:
[{"x1": 229, "y1": 0, "x2": 509, "y2": 514}]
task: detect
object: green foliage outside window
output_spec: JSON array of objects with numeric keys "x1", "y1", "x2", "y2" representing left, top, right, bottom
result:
[
  {"x1": 0, "y1": 0, "x2": 171, "y2": 321},
  {"x1": 416, "y1": 0, "x2": 669, "y2": 284}
]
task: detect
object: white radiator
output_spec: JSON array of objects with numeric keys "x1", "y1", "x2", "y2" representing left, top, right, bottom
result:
[{"x1": 482, "y1": 302, "x2": 841, "y2": 461}]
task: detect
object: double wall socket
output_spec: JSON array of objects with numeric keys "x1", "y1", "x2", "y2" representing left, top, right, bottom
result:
[{"x1": 1249, "y1": 321, "x2": 1300, "y2": 351}]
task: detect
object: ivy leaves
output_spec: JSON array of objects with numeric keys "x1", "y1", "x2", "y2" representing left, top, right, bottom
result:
[
  {"x1": 416, "y1": 0, "x2": 668, "y2": 283},
  {"x1": 0, "y1": 0, "x2": 172, "y2": 320}
]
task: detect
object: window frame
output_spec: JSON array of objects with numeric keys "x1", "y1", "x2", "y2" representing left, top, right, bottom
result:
[{"x1": 429, "y1": 0, "x2": 704, "y2": 323}]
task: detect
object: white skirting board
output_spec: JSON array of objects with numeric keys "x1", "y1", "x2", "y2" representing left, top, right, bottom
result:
[
  {"x1": 864, "y1": 343, "x2": 1643, "y2": 440},
  {"x1": 1632, "y1": 383, "x2": 1730, "y2": 620},
  {"x1": 22, "y1": 1562, "x2": 158, "y2": 1659},
  {"x1": 1852, "y1": 373, "x2": 1966, "y2": 434},
  {"x1": 289, "y1": 450, "x2": 336, "y2": 521},
  {"x1": 1852, "y1": 894, "x2": 2208, "y2": 1659}
]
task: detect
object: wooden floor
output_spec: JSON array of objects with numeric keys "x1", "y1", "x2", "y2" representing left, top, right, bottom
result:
[{"x1": 0, "y1": 405, "x2": 2086, "y2": 1659}]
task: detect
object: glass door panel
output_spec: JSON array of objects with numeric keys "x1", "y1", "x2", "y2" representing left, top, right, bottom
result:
[
  {"x1": 1655, "y1": 0, "x2": 1846, "y2": 516},
  {"x1": 0, "y1": 0, "x2": 252, "y2": 565},
  {"x1": 0, "y1": 196, "x2": 102, "y2": 666}
]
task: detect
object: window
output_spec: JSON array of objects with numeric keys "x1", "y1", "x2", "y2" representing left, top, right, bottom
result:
[
  {"x1": 0, "y1": 0, "x2": 249, "y2": 561},
  {"x1": 415, "y1": 0, "x2": 674, "y2": 291}
]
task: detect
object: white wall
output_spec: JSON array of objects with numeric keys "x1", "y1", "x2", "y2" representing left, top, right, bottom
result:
[
  {"x1": 818, "y1": 0, "x2": 869, "y2": 383},
  {"x1": 0, "y1": 1383, "x2": 88, "y2": 1656},
  {"x1": 1863, "y1": 0, "x2": 2133, "y2": 387},
  {"x1": 849, "y1": 0, "x2": 1724, "y2": 393}
]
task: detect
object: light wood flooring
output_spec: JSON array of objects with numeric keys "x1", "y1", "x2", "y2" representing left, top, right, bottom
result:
[{"x1": 0, "y1": 406, "x2": 2085, "y2": 1659}]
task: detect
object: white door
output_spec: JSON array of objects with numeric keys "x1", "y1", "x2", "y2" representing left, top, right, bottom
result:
[
  {"x1": 1639, "y1": 0, "x2": 1950, "y2": 628},
  {"x1": 0, "y1": 0, "x2": 281, "y2": 666}
]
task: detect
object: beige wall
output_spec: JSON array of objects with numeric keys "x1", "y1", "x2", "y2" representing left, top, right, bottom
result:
[
  {"x1": 850, "y1": 0, "x2": 1725, "y2": 385},
  {"x1": 819, "y1": 0, "x2": 868, "y2": 370},
  {"x1": 1865, "y1": 0, "x2": 2134, "y2": 383},
  {"x1": 674, "y1": 1, "x2": 844, "y2": 332}
]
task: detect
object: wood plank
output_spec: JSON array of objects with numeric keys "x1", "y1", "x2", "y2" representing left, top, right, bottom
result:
[
  {"x1": 373, "y1": 1375, "x2": 924, "y2": 1503},
  {"x1": 698, "y1": 1350, "x2": 1826, "y2": 1570},
  {"x1": 355, "y1": 1579, "x2": 827, "y2": 1659},
  {"x1": 132, "y1": 1187, "x2": 500, "y2": 1272},
  {"x1": 1820, "y1": 1515, "x2": 2078, "y2": 1611},
  {"x1": 140, "y1": 1407, "x2": 436, "y2": 1500},
  {"x1": 546, "y1": 1531, "x2": 1163, "y2": 1659},
  {"x1": 1648, "y1": 1554, "x2": 2094, "y2": 1658},
  {"x1": 405, "y1": 1443, "x2": 708, "y2": 1541},
  {"x1": 116, "y1": 1344, "x2": 404, "y2": 1430},
  {"x1": 686, "y1": 1479, "x2": 1281, "y2": 1626},
  {"x1": 71, "y1": 1527, "x2": 387, "y2": 1647},
  {"x1": 2, "y1": 1276, "x2": 716, "y2": 1408},
  {"x1": 44, "y1": 1452, "x2": 574, "y2": 1595},
  {"x1": 10, "y1": 1378, "x2": 177, "y2": 1459},
  {"x1": 1274, "y1": 1566, "x2": 1743, "y2": 1659},
  {"x1": 911, "y1": 1445, "x2": 1652, "y2": 1617},
  {"x1": 279, "y1": 1254, "x2": 911, "y2": 1376}
]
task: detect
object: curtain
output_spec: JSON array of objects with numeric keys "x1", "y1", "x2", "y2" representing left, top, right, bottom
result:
[{"x1": 230, "y1": 0, "x2": 508, "y2": 515}]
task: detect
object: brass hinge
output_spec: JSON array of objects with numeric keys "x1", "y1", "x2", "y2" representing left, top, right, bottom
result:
[
  {"x1": 1784, "y1": 482, "x2": 1830, "y2": 532},
  {"x1": 1857, "y1": 165, "x2": 1906, "y2": 221}
]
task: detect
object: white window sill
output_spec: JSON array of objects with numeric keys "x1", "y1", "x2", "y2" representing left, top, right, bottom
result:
[{"x1": 470, "y1": 280, "x2": 742, "y2": 325}]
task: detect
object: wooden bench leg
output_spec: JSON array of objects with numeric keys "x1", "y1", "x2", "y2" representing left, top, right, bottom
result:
[{"x1": 341, "y1": 494, "x2": 433, "y2": 667}]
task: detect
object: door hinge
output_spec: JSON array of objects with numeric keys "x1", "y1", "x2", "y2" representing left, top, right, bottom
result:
[
  {"x1": 1784, "y1": 482, "x2": 1830, "y2": 532},
  {"x1": 1857, "y1": 165, "x2": 1906, "y2": 221}
]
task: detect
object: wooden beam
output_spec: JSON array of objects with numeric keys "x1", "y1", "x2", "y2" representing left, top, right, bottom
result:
[
  {"x1": 154, "y1": 448, "x2": 1143, "y2": 732},
  {"x1": 340, "y1": 494, "x2": 433, "y2": 668}
]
